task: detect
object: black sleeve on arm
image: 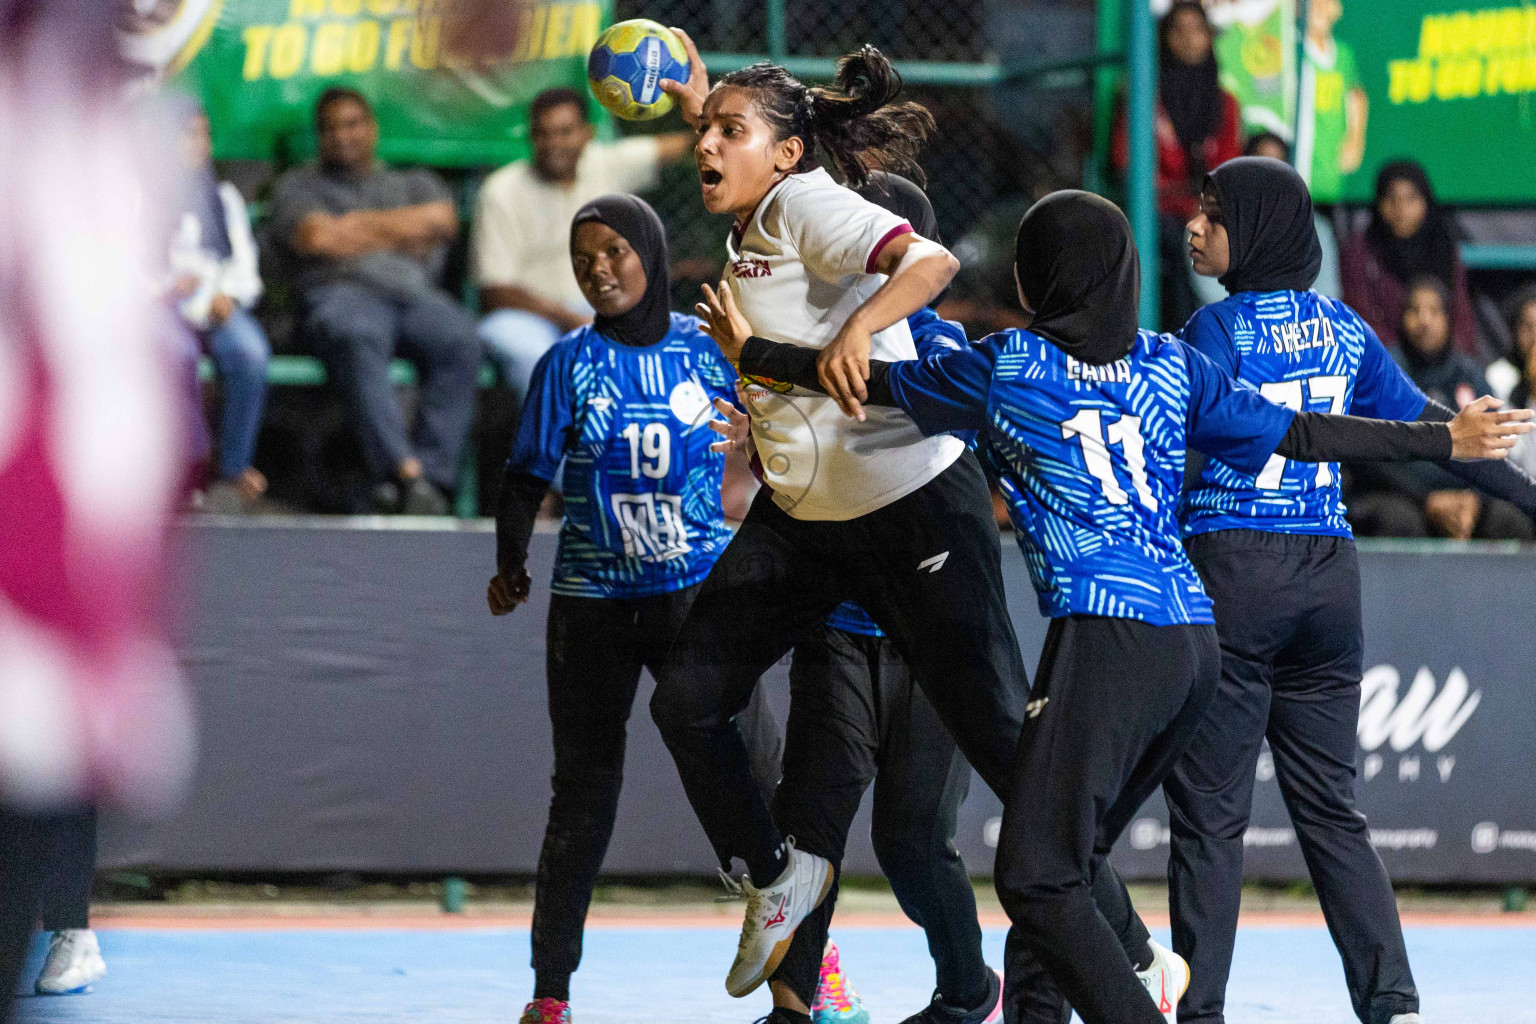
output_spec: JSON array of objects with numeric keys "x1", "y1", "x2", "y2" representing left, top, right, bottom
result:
[
  {"x1": 1275, "y1": 412, "x2": 1452, "y2": 463},
  {"x1": 494, "y1": 466, "x2": 551, "y2": 576},
  {"x1": 739, "y1": 336, "x2": 898, "y2": 407},
  {"x1": 1417, "y1": 398, "x2": 1536, "y2": 514}
]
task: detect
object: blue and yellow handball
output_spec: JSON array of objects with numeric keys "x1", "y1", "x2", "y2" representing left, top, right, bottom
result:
[{"x1": 587, "y1": 19, "x2": 690, "y2": 121}]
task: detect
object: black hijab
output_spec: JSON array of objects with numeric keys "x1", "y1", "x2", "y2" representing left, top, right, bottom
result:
[
  {"x1": 1365, "y1": 160, "x2": 1459, "y2": 291},
  {"x1": 1159, "y1": 0, "x2": 1223, "y2": 178},
  {"x1": 855, "y1": 171, "x2": 947, "y2": 306},
  {"x1": 1015, "y1": 190, "x2": 1141, "y2": 365},
  {"x1": 570, "y1": 194, "x2": 672, "y2": 348},
  {"x1": 856, "y1": 171, "x2": 941, "y2": 243},
  {"x1": 1207, "y1": 156, "x2": 1322, "y2": 294}
]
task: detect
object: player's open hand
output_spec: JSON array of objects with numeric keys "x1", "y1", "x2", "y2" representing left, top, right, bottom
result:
[
  {"x1": 697, "y1": 280, "x2": 751, "y2": 363},
  {"x1": 1448, "y1": 395, "x2": 1533, "y2": 460},
  {"x1": 818, "y1": 319, "x2": 872, "y2": 421},
  {"x1": 659, "y1": 27, "x2": 708, "y2": 127},
  {"x1": 487, "y1": 568, "x2": 532, "y2": 615},
  {"x1": 708, "y1": 395, "x2": 752, "y2": 455}
]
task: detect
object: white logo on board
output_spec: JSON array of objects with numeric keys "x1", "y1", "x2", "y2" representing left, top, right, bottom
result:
[{"x1": 1357, "y1": 666, "x2": 1480, "y2": 784}]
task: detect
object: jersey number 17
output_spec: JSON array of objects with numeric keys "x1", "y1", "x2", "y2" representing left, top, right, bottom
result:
[{"x1": 1255, "y1": 375, "x2": 1347, "y2": 489}]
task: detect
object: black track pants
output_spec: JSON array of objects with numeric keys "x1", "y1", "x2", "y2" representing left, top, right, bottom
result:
[
  {"x1": 528, "y1": 584, "x2": 780, "y2": 993},
  {"x1": 994, "y1": 615, "x2": 1221, "y2": 1024},
  {"x1": 1164, "y1": 530, "x2": 1418, "y2": 1024},
  {"x1": 768, "y1": 625, "x2": 988, "y2": 1008},
  {"x1": 650, "y1": 453, "x2": 1029, "y2": 882}
]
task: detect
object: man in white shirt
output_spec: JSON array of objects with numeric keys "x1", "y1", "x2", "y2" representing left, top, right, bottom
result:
[{"x1": 473, "y1": 88, "x2": 693, "y2": 403}]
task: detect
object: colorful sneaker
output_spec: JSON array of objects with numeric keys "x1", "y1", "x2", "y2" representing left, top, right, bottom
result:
[
  {"x1": 811, "y1": 939, "x2": 870, "y2": 1024},
  {"x1": 34, "y1": 929, "x2": 106, "y2": 995},
  {"x1": 519, "y1": 998, "x2": 571, "y2": 1024},
  {"x1": 1136, "y1": 939, "x2": 1189, "y2": 1024},
  {"x1": 898, "y1": 966, "x2": 1003, "y2": 1024},
  {"x1": 726, "y1": 838, "x2": 834, "y2": 997}
]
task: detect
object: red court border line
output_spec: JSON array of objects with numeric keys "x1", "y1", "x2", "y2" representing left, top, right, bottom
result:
[{"x1": 90, "y1": 910, "x2": 1536, "y2": 931}]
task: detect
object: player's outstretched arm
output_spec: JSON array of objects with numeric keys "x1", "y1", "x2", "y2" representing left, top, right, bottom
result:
[
  {"x1": 1182, "y1": 342, "x2": 1532, "y2": 475},
  {"x1": 731, "y1": 333, "x2": 997, "y2": 437},
  {"x1": 1411, "y1": 398, "x2": 1536, "y2": 515},
  {"x1": 1275, "y1": 396, "x2": 1532, "y2": 464}
]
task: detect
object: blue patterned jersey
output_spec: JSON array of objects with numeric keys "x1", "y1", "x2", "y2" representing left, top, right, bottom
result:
[
  {"x1": 1179, "y1": 291, "x2": 1426, "y2": 538},
  {"x1": 884, "y1": 329, "x2": 1296, "y2": 626},
  {"x1": 826, "y1": 308, "x2": 973, "y2": 638},
  {"x1": 510, "y1": 313, "x2": 738, "y2": 598}
]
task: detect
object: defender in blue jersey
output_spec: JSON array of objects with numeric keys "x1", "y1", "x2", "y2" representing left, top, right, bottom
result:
[
  {"x1": 485, "y1": 196, "x2": 782, "y2": 1024},
  {"x1": 1168, "y1": 158, "x2": 1536, "y2": 1024},
  {"x1": 710, "y1": 191, "x2": 1524, "y2": 1024}
]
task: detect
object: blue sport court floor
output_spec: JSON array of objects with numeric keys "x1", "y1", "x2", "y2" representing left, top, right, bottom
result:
[{"x1": 16, "y1": 919, "x2": 1536, "y2": 1023}]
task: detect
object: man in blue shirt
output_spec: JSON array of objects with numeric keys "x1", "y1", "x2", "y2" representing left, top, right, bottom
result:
[
  {"x1": 705, "y1": 190, "x2": 1525, "y2": 1024},
  {"x1": 1170, "y1": 157, "x2": 1536, "y2": 1024}
]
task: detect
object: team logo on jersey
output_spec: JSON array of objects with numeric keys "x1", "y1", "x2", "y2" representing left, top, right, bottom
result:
[
  {"x1": 610, "y1": 492, "x2": 693, "y2": 562},
  {"x1": 668, "y1": 377, "x2": 711, "y2": 428},
  {"x1": 587, "y1": 396, "x2": 614, "y2": 412},
  {"x1": 731, "y1": 255, "x2": 772, "y2": 279},
  {"x1": 742, "y1": 372, "x2": 794, "y2": 394}
]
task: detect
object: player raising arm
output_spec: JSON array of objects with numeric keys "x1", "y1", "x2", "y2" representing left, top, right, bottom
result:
[
  {"x1": 702, "y1": 190, "x2": 1527, "y2": 1024},
  {"x1": 649, "y1": 33, "x2": 1062, "y2": 1009}
]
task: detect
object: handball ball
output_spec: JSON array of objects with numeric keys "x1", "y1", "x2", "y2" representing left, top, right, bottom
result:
[{"x1": 587, "y1": 19, "x2": 689, "y2": 121}]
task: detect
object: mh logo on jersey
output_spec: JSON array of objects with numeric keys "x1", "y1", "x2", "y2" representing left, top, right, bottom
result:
[{"x1": 610, "y1": 493, "x2": 693, "y2": 562}]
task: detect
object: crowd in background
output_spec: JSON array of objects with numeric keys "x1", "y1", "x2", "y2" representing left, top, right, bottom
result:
[{"x1": 170, "y1": 2, "x2": 1536, "y2": 542}]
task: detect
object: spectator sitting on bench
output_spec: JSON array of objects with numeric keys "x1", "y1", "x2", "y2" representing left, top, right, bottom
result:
[
  {"x1": 471, "y1": 88, "x2": 691, "y2": 406},
  {"x1": 167, "y1": 98, "x2": 271, "y2": 515},
  {"x1": 268, "y1": 87, "x2": 478, "y2": 515}
]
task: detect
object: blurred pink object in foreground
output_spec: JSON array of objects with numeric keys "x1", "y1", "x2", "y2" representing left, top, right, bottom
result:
[{"x1": 0, "y1": 1, "x2": 194, "y2": 812}]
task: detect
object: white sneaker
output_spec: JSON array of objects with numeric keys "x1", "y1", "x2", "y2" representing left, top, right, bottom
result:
[
  {"x1": 1389, "y1": 1015, "x2": 1425, "y2": 1023},
  {"x1": 1136, "y1": 939, "x2": 1188, "y2": 1024},
  {"x1": 725, "y1": 838, "x2": 834, "y2": 997},
  {"x1": 34, "y1": 929, "x2": 106, "y2": 995}
]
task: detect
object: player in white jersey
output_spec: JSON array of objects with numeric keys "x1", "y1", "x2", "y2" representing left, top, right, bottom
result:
[{"x1": 644, "y1": 36, "x2": 1125, "y2": 1019}]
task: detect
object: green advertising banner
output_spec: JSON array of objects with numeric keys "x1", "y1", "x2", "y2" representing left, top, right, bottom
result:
[
  {"x1": 121, "y1": 0, "x2": 612, "y2": 167},
  {"x1": 1343, "y1": 0, "x2": 1536, "y2": 204},
  {"x1": 1206, "y1": 0, "x2": 1536, "y2": 204}
]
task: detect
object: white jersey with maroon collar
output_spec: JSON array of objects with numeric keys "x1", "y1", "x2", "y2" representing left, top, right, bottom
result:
[{"x1": 724, "y1": 167, "x2": 963, "y2": 521}]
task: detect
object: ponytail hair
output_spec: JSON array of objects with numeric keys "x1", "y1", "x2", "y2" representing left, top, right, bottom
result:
[{"x1": 716, "y1": 45, "x2": 935, "y2": 189}]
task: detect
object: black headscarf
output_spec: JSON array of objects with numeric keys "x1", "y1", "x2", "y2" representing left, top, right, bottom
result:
[
  {"x1": 1015, "y1": 190, "x2": 1141, "y2": 365},
  {"x1": 1159, "y1": 0, "x2": 1223, "y2": 178},
  {"x1": 570, "y1": 194, "x2": 672, "y2": 348},
  {"x1": 1365, "y1": 160, "x2": 1459, "y2": 291},
  {"x1": 855, "y1": 171, "x2": 940, "y2": 243},
  {"x1": 1207, "y1": 156, "x2": 1322, "y2": 294},
  {"x1": 855, "y1": 171, "x2": 948, "y2": 306}
]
